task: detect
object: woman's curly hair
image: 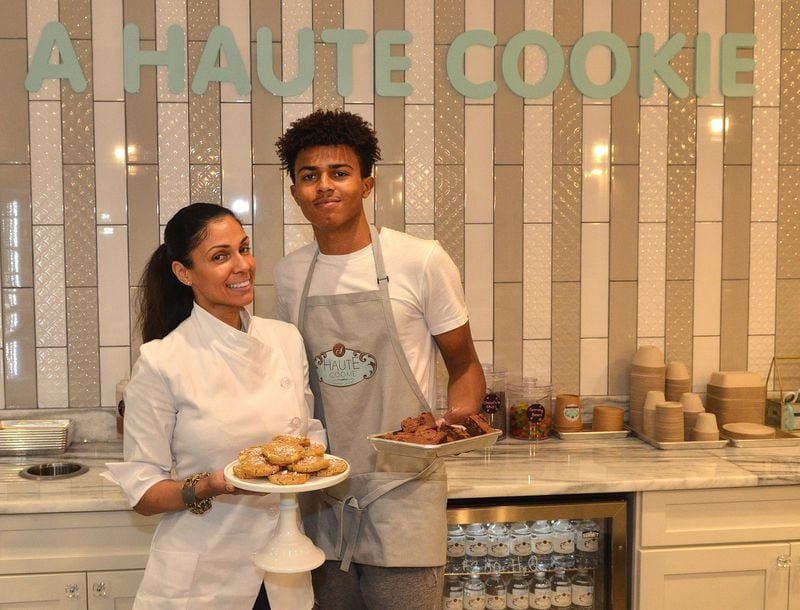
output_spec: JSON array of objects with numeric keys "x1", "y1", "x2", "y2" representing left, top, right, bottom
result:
[{"x1": 275, "y1": 108, "x2": 382, "y2": 182}]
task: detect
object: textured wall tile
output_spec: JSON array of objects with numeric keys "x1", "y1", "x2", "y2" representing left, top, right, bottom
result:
[
  {"x1": 465, "y1": 224, "x2": 494, "y2": 341},
  {"x1": 434, "y1": 0, "x2": 464, "y2": 44},
  {"x1": 754, "y1": 0, "x2": 781, "y2": 106},
  {"x1": 188, "y1": 0, "x2": 218, "y2": 40},
  {"x1": 666, "y1": 165, "x2": 695, "y2": 281},
  {"x1": 4, "y1": 288, "x2": 37, "y2": 408},
  {"x1": 693, "y1": 222, "x2": 722, "y2": 335},
  {"x1": 33, "y1": 225, "x2": 67, "y2": 347},
  {"x1": 610, "y1": 165, "x2": 638, "y2": 280},
  {"x1": 722, "y1": 165, "x2": 752, "y2": 279},
  {"x1": 156, "y1": 0, "x2": 188, "y2": 102},
  {"x1": 523, "y1": 224, "x2": 551, "y2": 339},
  {"x1": 751, "y1": 107, "x2": 779, "y2": 221},
  {"x1": 724, "y1": 97, "x2": 753, "y2": 165},
  {"x1": 551, "y1": 281, "x2": 580, "y2": 394},
  {"x1": 524, "y1": 0, "x2": 554, "y2": 106},
  {"x1": 667, "y1": 50, "x2": 696, "y2": 165},
  {"x1": 405, "y1": 0, "x2": 434, "y2": 104},
  {"x1": 281, "y1": 103, "x2": 315, "y2": 224},
  {"x1": 493, "y1": 166, "x2": 523, "y2": 283},
  {"x1": 157, "y1": 103, "x2": 190, "y2": 223},
  {"x1": 720, "y1": 280, "x2": 749, "y2": 371},
  {"x1": 434, "y1": 45, "x2": 464, "y2": 165},
  {"x1": 37, "y1": 347, "x2": 68, "y2": 408},
  {"x1": 641, "y1": 0, "x2": 669, "y2": 106},
  {"x1": 405, "y1": 105, "x2": 435, "y2": 224},
  {"x1": 781, "y1": 0, "x2": 800, "y2": 48},
  {"x1": 780, "y1": 51, "x2": 800, "y2": 164},
  {"x1": 665, "y1": 280, "x2": 693, "y2": 368},
  {"x1": 284, "y1": 224, "x2": 314, "y2": 256},
  {"x1": 0, "y1": 165, "x2": 33, "y2": 288},
  {"x1": 374, "y1": 165, "x2": 405, "y2": 232},
  {"x1": 0, "y1": 40, "x2": 29, "y2": 163},
  {"x1": 552, "y1": 165, "x2": 581, "y2": 282},
  {"x1": 61, "y1": 40, "x2": 95, "y2": 165},
  {"x1": 553, "y1": 56, "x2": 582, "y2": 165},
  {"x1": 748, "y1": 335, "x2": 775, "y2": 389},
  {"x1": 282, "y1": 0, "x2": 313, "y2": 103},
  {"x1": 609, "y1": 281, "x2": 637, "y2": 395},
  {"x1": 190, "y1": 164, "x2": 222, "y2": 204},
  {"x1": 434, "y1": 164, "x2": 465, "y2": 277},
  {"x1": 670, "y1": 0, "x2": 698, "y2": 37},
  {"x1": 125, "y1": 41, "x2": 158, "y2": 165},
  {"x1": 749, "y1": 222, "x2": 777, "y2": 335},
  {"x1": 778, "y1": 166, "x2": 800, "y2": 278},
  {"x1": 553, "y1": 0, "x2": 582, "y2": 45},
  {"x1": 406, "y1": 224, "x2": 434, "y2": 241},
  {"x1": 494, "y1": 282, "x2": 522, "y2": 375},
  {"x1": 30, "y1": 101, "x2": 63, "y2": 224},
  {"x1": 638, "y1": 223, "x2": 666, "y2": 338},
  {"x1": 523, "y1": 339, "x2": 551, "y2": 382},
  {"x1": 60, "y1": 0, "x2": 92, "y2": 39},
  {"x1": 313, "y1": 0, "x2": 345, "y2": 108},
  {"x1": 188, "y1": 42, "x2": 221, "y2": 165},
  {"x1": 27, "y1": 0, "x2": 60, "y2": 102},
  {"x1": 775, "y1": 279, "x2": 800, "y2": 389},
  {"x1": 127, "y1": 165, "x2": 160, "y2": 286},
  {"x1": 639, "y1": 106, "x2": 668, "y2": 222},
  {"x1": 524, "y1": 106, "x2": 552, "y2": 223},
  {"x1": 314, "y1": 43, "x2": 344, "y2": 111},
  {"x1": 64, "y1": 165, "x2": 97, "y2": 287},
  {"x1": 67, "y1": 287, "x2": 100, "y2": 408}
]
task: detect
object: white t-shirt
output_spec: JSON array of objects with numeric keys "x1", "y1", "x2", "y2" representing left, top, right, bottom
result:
[{"x1": 275, "y1": 227, "x2": 469, "y2": 407}]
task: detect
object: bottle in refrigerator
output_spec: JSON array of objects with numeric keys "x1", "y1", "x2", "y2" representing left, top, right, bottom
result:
[
  {"x1": 485, "y1": 573, "x2": 507, "y2": 610},
  {"x1": 465, "y1": 523, "x2": 489, "y2": 571},
  {"x1": 464, "y1": 567, "x2": 487, "y2": 610},
  {"x1": 487, "y1": 522, "x2": 511, "y2": 572},
  {"x1": 443, "y1": 575, "x2": 465, "y2": 610},
  {"x1": 529, "y1": 571, "x2": 553, "y2": 610},
  {"x1": 509, "y1": 521, "x2": 532, "y2": 571},
  {"x1": 551, "y1": 519, "x2": 576, "y2": 568},
  {"x1": 575, "y1": 519, "x2": 600, "y2": 568},
  {"x1": 506, "y1": 573, "x2": 530, "y2": 610},
  {"x1": 530, "y1": 519, "x2": 554, "y2": 570},
  {"x1": 551, "y1": 568, "x2": 572, "y2": 609},
  {"x1": 447, "y1": 524, "x2": 467, "y2": 572},
  {"x1": 570, "y1": 568, "x2": 594, "y2": 609}
]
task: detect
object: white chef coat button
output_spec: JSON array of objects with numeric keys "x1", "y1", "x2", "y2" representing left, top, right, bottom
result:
[{"x1": 280, "y1": 377, "x2": 292, "y2": 389}]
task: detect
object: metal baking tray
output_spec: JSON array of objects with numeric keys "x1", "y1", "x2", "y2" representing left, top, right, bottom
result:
[
  {"x1": 554, "y1": 428, "x2": 630, "y2": 440},
  {"x1": 0, "y1": 419, "x2": 73, "y2": 455},
  {"x1": 721, "y1": 428, "x2": 800, "y2": 448},
  {"x1": 368, "y1": 430, "x2": 502, "y2": 458},
  {"x1": 627, "y1": 426, "x2": 729, "y2": 450}
]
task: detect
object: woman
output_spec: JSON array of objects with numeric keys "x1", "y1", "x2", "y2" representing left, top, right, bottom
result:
[{"x1": 105, "y1": 203, "x2": 321, "y2": 609}]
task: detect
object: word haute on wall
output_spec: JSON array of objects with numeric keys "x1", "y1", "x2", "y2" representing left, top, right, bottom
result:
[{"x1": 25, "y1": 22, "x2": 757, "y2": 99}]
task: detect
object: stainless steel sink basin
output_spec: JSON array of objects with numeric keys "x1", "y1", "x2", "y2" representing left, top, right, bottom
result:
[{"x1": 19, "y1": 462, "x2": 88, "y2": 480}]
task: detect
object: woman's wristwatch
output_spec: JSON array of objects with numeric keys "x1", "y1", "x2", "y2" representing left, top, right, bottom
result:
[{"x1": 181, "y1": 472, "x2": 214, "y2": 515}]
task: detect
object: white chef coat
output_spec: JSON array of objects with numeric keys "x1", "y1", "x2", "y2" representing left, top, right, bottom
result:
[{"x1": 105, "y1": 304, "x2": 324, "y2": 610}]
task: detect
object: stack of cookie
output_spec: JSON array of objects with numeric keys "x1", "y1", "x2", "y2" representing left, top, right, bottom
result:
[{"x1": 232, "y1": 434, "x2": 347, "y2": 485}]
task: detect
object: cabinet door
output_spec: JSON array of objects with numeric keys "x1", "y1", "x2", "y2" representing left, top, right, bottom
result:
[
  {"x1": 87, "y1": 570, "x2": 144, "y2": 610},
  {"x1": 0, "y1": 572, "x2": 86, "y2": 609},
  {"x1": 638, "y1": 543, "x2": 790, "y2": 610},
  {"x1": 791, "y1": 542, "x2": 800, "y2": 610}
]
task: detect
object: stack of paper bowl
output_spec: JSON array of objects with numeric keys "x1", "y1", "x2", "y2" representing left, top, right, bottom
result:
[
  {"x1": 665, "y1": 361, "x2": 691, "y2": 402},
  {"x1": 705, "y1": 371, "x2": 766, "y2": 426},
  {"x1": 629, "y1": 345, "x2": 666, "y2": 432},
  {"x1": 679, "y1": 392, "x2": 705, "y2": 440},
  {"x1": 692, "y1": 412, "x2": 719, "y2": 441},
  {"x1": 592, "y1": 405, "x2": 625, "y2": 431},
  {"x1": 721, "y1": 422, "x2": 776, "y2": 440},
  {"x1": 642, "y1": 390, "x2": 665, "y2": 438},
  {"x1": 655, "y1": 402, "x2": 684, "y2": 442}
]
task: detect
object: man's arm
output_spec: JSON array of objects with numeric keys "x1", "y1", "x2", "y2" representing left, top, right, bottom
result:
[{"x1": 433, "y1": 321, "x2": 486, "y2": 424}]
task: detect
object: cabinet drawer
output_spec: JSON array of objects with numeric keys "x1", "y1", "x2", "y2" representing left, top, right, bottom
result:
[{"x1": 640, "y1": 487, "x2": 800, "y2": 548}]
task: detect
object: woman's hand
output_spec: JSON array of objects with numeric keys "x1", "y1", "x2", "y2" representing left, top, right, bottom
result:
[{"x1": 202, "y1": 470, "x2": 268, "y2": 497}]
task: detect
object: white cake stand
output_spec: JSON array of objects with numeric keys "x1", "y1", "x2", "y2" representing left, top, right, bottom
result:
[{"x1": 224, "y1": 456, "x2": 349, "y2": 574}]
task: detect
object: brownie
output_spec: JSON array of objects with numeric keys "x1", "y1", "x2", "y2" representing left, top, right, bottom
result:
[{"x1": 463, "y1": 413, "x2": 495, "y2": 437}]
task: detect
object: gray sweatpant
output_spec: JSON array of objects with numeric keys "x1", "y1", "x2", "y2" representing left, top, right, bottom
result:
[{"x1": 313, "y1": 560, "x2": 444, "y2": 610}]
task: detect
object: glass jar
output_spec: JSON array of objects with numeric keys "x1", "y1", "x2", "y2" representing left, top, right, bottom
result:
[
  {"x1": 481, "y1": 364, "x2": 508, "y2": 439},
  {"x1": 507, "y1": 377, "x2": 552, "y2": 441}
]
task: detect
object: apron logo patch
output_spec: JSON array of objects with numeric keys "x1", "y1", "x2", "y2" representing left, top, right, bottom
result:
[{"x1": 314, "y1": 343, "x2": 377, "y2": 387}]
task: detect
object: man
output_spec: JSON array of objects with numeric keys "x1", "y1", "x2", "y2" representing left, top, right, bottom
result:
[{"x1": 274, "y1": 109, "x2": 485, "y2": 609}]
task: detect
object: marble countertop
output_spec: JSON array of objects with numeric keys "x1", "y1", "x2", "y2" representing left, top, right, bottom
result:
[{"x1": 3, "y1": 436, "x2": 800, "y2": 514}]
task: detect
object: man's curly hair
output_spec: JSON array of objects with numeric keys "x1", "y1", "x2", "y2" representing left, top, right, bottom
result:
[{"x1": 275, "y1": 109, "x2": 382, "y2": 182}]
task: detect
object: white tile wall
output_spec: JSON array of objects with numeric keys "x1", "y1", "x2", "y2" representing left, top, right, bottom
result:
[
  {"x1": 697, "y1": 0, "x2": 726, "y2": 106},
  {"x1": 403, "y1": 0, "x2": 431, "y2": 105},
  {"x1": 94, "y1": 102, "x2": 128, "y2": 225},
  {"x1": 582, "y1": 0, "x2": 612, "y2": 106},
  {"x1": 27, "y1": 0, "x2": 60, "y2": 102},
  {"x1": 465, "y1": 105, "x2": 494, "y2": 223},
  {"x1": 524, "y1": 106, "x2": 552, "y2": 223},
  {"x1": 97, "y1": 226, "x2": 131, "y2": 346},
  {"x1": 581, "y1": 223, "x2": 609, "y2": 338},
  {"x1": 693, "y1": 335, "x2": 721, "y2": 392},
  {"x1": 219, "y1": 0, "x2": 251, "y2": 102},
  {"x1": 695, "y1": 106, "x2": 724, "y2": 221},
  {"x1": 524, "y1": 0, "x2": 553, "y2": 106},
  {"x1": 580, "y1": 338, "x2": 608, "y2": 396},
  {"x1": 464, "y1": 224, "x2": 493, "y2": 341},
  {"x1": 100, "y1": 345, "x2": 131, "y2": 407},
  {"x1": 221, "y1": 102, "x2": 253, "y2": 222},
  {"x1": 582, "y1": 105, "x2": 610, "y2": 222},
  {"x1": 91, "y1": 0, "x2": 124, "y2": 102},
  {"x1": 693, "y1": 222, "x2": 722, "y2": 336},
  {"x1": 347, "y1": 0, "x2": 376, "y2": 104},
  {"x1": 464, "y1": 0, "x2": 494, "y2": 106}
]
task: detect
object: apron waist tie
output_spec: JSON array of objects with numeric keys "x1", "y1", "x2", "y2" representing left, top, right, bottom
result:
[{"x1": 324, "y1": 458, "x2": 443, "y2": 572}]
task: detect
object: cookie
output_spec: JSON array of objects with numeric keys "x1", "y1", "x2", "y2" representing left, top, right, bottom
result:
[
  {"x1": 233, "y1": 457, "x2": 280, "y2": 479},
  {"x1": 316, "y1": 457, "x2": 348, "y2": 477},
  {"x1": 273, "y1": 434, "x2": 310, "y2": 447},
  {"x1": 303, "y1": 442, "x2": 325, "y2": 457},
  {"x1": 263, "y1": 441, "x2": 304, "y2": 466},
  {"x1": 237, "y1": 446, "x2": 265, "y2": 461},
  {"x1": 268, "y1": 470, "x2": 311, "y2": 485},
  {"x1": 288, "y1": 455, "x2": 329, "y2": 473}
]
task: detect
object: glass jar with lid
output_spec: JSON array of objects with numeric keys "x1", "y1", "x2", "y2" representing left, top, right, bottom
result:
[
  {"x1": 480, "y1": 364, "x2": 508, "y2": 439},
  {"x1": 507, "y1": 377, "x2": 552, "y2": 441}
]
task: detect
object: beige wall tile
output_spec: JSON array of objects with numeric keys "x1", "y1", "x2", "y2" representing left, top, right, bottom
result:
[
  {"x1": 60, "y1": 0, "x2": 92, "y2": 39},
  {"x1": 667, "y1": 49, "x2": 696, "y2": 165},
  {"x1": 610, "y1": 165, "x2": 638, "y2": 280},
  {"x1": 67, "y1": 287, "x2": 100, "y2": 407},
  {"x1": 126, "y1": 165, "x2": 160, "y2": 287},
  {"x1": 253, "y1": 165, "x2": 285, "y2": 283},
  {"x1": 665, "y1": 279, "x2": 693, "y2": 371},
  {"x1": 4, "y1": 288, "x2": 36, "y2": 407},
  {"x1": 608, "y1": 280, "x2": 637, "y2": 395},
  {"x1": 251, "y1": 1, "x2": 282, "y2": 41},
  {"x1": 494, "y1": 166, "x2": 523, "y2": 283},
  {"x1": 494, "y1": 282, "x2": 522, "y2": 375},
  {"x1": 724, "y1": 98, "x2": 753, "y2": 165},
  {"x1": 254, "y1": 284, "x2": 277, "y2": 319},
  {"x1": 61, "y1": 40, "x2": 95, "y2": 165},
  {"x1": 495, "y1": 47, "x2": 524, "y2": 165},
  {"x1": 778, "y1": 166, "x2": 800, "y2": 279},
  {"x1": 252, "y1": 42, "x2": 283, "y2": 164},
  {"x1": 0, "y1": 40, "x2": 29, "y2": 163},
  {"x1": 722, "y1": 165, "x2": 751, "y2": 279},
  {"x1": 782, "y1": 0, "x2": 800, "y2": 48},
  {"x1": 612, "y1": 0, "x2": 641, "y2": 46},
  {"x1": 125, "y1": 42, "x2": 158, "y2": 165},
  {"x1": 0, "y1": 165, "x2": 32, "y2": 288},
  {"x1": 434, "y1": 164, "x2": 465, "y2": 277},
  {"x1": 776, "y1": 279, "x2": 800, "y2": 360},
  {"x1": 375, "y1": 97, "x2": 405, "y2": 164},
  {"x1": 554, "y1": 0, "x2": 582, "y2": 45},
  {"x1": 0, "y1": 0, "x2": 26, "y2": 37},
  {"x1": 495, "y1": 0, "x2": 524, "y2": 44},
  {"x1": 551, "y1": 281, "x2": 580, "y2": 394},
  {"x1": 190, "y1": 164, "x2": 222, "y2": 204},
  {"x1": 64, "y1": 165, "x2": 97, "y2": 287},
  {"x1": 553, "y1": 50, "x2": 582, "y2": 165},
  {"x1": 666, "y1": 166, "x2": 695, "y2": 281},
  {"x1": 552, "y1": 165, "x2": 581, "y2": 282},
  {"x1": 188, "y1": 0, "x2": 218, "y2": 41},
  {"x1": 189, "y1": 42, "x2": 221, "y2": 164},
  {"x1": 434, "y1": 0, "x2": 464, "y2": 44},
  {"x1": 720, "y1": 279, "x2": 749, "y2": 371},
  {"x1": 669, "y1": 0, "x2": 698, "y2": 38},
  {"x1": 727, "y1": 0, "x2": 754, "y2": 32},
  {"x1": 780, "y1": 51, "x2": 800, "y2": 164},
  {"x1": 374, "y1": 165, "x2": 405, "y2": 232},
  {"x1": 611, "y1": 47, "x2": 639, "y2": 165},
  {"x1": 314, "y1": 44, "x2": 344, "y2": 111},
  {"x1": 124, "y1": 0, "x2": 155, "y2": 40},
  {"x1": 434, "y1": 45, "x2": 464, "y2": 164}
]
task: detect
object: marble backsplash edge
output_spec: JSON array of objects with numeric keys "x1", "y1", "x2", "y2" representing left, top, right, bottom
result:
[{"x1": 0, "y1": 407, "x2": 120, "y2": 443}]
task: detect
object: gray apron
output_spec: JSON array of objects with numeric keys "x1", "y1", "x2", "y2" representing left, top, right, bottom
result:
[{"x1": 297, "y1": 226, "x2": 447, "y2": 570}]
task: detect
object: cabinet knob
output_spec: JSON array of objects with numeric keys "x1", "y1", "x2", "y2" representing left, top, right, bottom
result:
[
  {"x1": 92, "y1": 581, "x2": 108, "y2": 597},
  {"x1": 777, "y1": 554, "x2": 792, "y2": 568},
  {"x1": 64, "y1": 583, "x2": 80, "y2": 598}
]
